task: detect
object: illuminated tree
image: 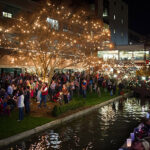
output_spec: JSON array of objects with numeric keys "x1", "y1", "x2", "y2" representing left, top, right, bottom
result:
[{"x1": 0, "y1": 0, "x2": 111, "y2": 84}]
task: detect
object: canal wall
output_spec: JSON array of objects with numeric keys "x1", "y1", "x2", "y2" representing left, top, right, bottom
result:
[{"x1": 0, "y1": 92, "x2": 133, "y2": 147}]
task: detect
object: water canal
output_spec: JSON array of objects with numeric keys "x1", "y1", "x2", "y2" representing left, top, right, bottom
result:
[{"x1": 7, "y1": 97, "x2": 150, "y2": 150}]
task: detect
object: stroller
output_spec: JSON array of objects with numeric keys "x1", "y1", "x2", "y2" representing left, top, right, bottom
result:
[{"x1": 52, "y1": 92, "x2": 63, "y2": 105}]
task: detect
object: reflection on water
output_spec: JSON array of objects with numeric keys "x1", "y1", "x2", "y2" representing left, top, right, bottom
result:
[{"x1": 7, "y1": 98, "x2": 150, "y2": 150}]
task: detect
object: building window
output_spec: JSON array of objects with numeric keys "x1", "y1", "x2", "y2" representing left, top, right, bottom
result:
[
  {"x1": 46, "y1": 18, "x2": 59, "y2": 30},
  {"x1": 103, "y1": 9, "x2": 108, "y2": 17},
  {"x1": 2, "y1": 12, "x2": 12, "y2": 18},
  {"x1": 114, "y1": 14, "x2": 116, "y2": 20},
  {"x1": 114, "y1": 29, "x2": 116, "y2": 34},
  {"x1": 121, "y1": 32, "x2": 124, "y2": 37},
  {"x1": 121, "y1": 19, "x2": 124, "y2": 24}
]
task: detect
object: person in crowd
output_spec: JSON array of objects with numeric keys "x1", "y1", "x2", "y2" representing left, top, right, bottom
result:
[
  {"x1": 113, "y1": 82, "x2": 116, "y2": 95},
  {"x1": 3, "y1": 96, "x2": 11, "y2": 116},
  {"x1": 66, "y1": 81, "x2": 70, "y2": 92},
  {"x1": 67, "y1": 92, "x2": 71, "y2": 102},
  {"x1": 89, "y1": 77, "x2": 93, "y2": 93},
  {"x1": 37, "y1": 86, "x2": 42, "y2": 103},
  {"x1": 30, "y1": 80, "x2": 35, "y2": 98},
  {"x1": 7, "y1": 83, "x2": 13, "y2": 96},
  {"x1": 82, "y1": 79, "x2": 87, "y2": 98},
  {"x1": 97, "y1": 84, "x2": 101, "y2": 97},
  {"x1": 26, "y1": 80, "x2": 31, "y2": 87},
  {"x1": 24, "y1": 86, "x2": 30, "y2": 114},
  {"x1": 70, "y1": 81, "x2": 75, "y2": 100},
  {"x1": 62, "y1": 84, "x2": 68, "y2": 104},
  {"x1": 52, "y1": 90, "x2": 61, "y2": 103},
  {"x1": 13, "y1": 84, "x2": 17, "y2": 96},
  {"x1": 7, "y1": 95, "x2": 16, "y2": 112},
  {"x1": 57, "y1": 79, "x2": 62, "y2": 92},
  {"x1": 75, "y1": 79, "x2": 80, "y2": 96},
  {"x1": 17, "y1": 90, "x2": 24, "y2": 121},
  {"x1": 119, "y1": 81, "x2": 124, "y2": 95},
  {"x1": 50, "y1": 80, "x2": 56, "y2": 100},
  {"x1": 102, "y1": 80, "x2": 107, "y2": 93},
  {"x1": 35, "y1": 81, "x2": 39, "y2": 98},
  {"x1": 94, "y1": 82, "x2": 97, "y2": 93},
  {"x1": 39, "y1": 83, "x2": 48, "y2": 108}
]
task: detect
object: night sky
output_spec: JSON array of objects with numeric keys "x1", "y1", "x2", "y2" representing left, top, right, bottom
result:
[{"x1": 123, "y1": 0, "x2": 150, "y2": 36}]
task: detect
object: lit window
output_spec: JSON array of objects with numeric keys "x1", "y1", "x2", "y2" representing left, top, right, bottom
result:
[
  {"x1": 114, "y1": 29, "x2": 116, "y2": 34},
  {"x1": 2, "y1": 12, "x2": 12, "y2": 18},
  {"x1": 121, "y1": 19, "x2": 124, "y2": 24},
  {"x1": 114, "y1": 14, "x2": 116, "y2": 20},
  {"x1": 46, "y1": 18, "x2": 59, "y2": 30},
  {"x1": 103, "y1": 9, "x2": 108, "y2": 17}
]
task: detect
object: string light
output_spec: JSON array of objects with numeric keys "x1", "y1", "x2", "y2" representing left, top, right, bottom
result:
[{"x1": 0, "y1": 1, "x2": 112, "y2": 80}]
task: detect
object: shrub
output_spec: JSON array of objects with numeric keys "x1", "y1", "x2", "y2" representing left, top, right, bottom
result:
[
  {"x1": 52, "y1": 105, "x2": 61, "y2": 117},
  {"x1": 52, "y1": 101, "x2": 85, "y2": 117}
]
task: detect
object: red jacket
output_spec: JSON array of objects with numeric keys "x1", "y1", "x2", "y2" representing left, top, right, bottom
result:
[{"x1": 42, "y1": 87, "x2": 48, "y2": 96}]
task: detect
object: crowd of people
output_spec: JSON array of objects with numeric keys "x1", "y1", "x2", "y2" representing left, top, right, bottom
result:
[
  {"x1": 129, "y1": 79, "x2": 150, "y2": 98},
  {"x1": 0, "y1": 71, "x2": 126, "y2": 121}
]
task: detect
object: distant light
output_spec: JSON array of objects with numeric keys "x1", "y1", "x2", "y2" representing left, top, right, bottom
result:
[
  {"x1": 110, "y1": 68, "x2": 113, "y2": 72},
  {"x1": 114, "y1": 74, "x2": 117, "y2": 78},
  {"x1": 142, "y1": 76, "x2": 146, "y2": 80},
  {"x1": 46, "y1": 18, "x2": 59, "y2": 30},
  {"x1": 113, "y1": 14, "x2": 116, "y2": 20},
  {"x1": 127, "y1": 138, "x2": 132, "y2": 148},
  {"x1": 113, "y1": 29, "x2": 116, "y2": 34},
  {"x1": 124, "y1": 75, "x2": 128, "y2": 79},
  {"x1": 103, "y1": 9, "x2": 108, "y2": 17},
  {"x1": 109, "y1": 43, "x2": 113, "y2": 49}
]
